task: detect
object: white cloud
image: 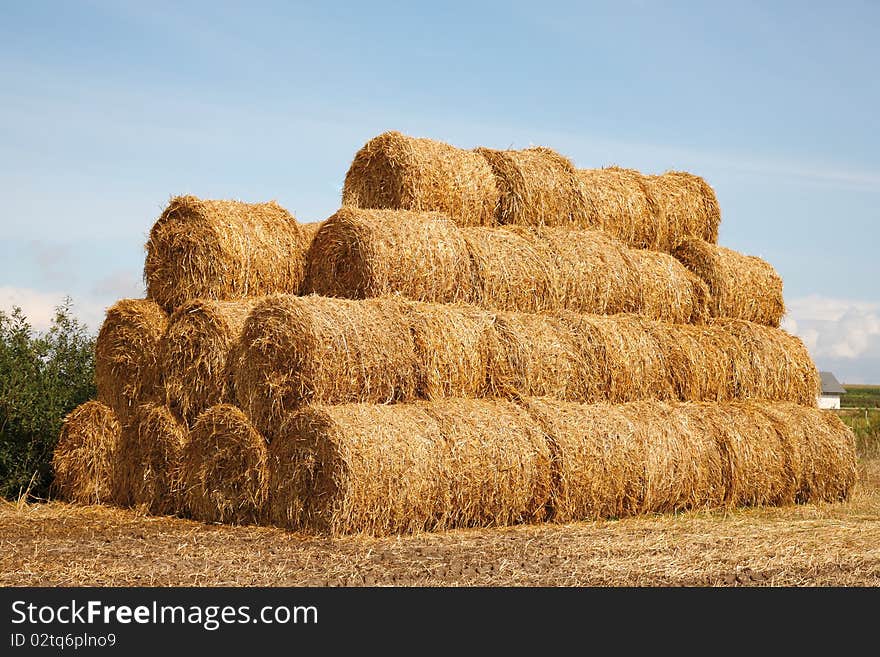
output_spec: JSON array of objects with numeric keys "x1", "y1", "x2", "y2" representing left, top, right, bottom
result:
[
  {"x1": 784, "y1": 295, "x2": 880, "y2": 383},
  {"x1": 0, "y1": 286, "x2": 107, "y2": 333}
]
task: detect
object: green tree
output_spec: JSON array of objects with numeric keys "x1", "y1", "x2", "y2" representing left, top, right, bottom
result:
[{"x1": 0, "y1": 299, "x2": 96, "y2": 499}]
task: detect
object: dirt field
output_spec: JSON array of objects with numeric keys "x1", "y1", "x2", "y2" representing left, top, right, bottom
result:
[{"x1": 2, "y1": 459, "x2": 878, "y2": 587}]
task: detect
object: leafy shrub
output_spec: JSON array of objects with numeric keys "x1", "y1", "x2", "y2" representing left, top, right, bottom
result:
[{"x1": 0, "y1": 300, "x2": 96, "y2": 499}]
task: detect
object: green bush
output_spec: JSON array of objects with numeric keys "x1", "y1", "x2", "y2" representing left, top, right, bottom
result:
[{"x1": 0, "y1": 300, "x2": 96, "y2": 500}]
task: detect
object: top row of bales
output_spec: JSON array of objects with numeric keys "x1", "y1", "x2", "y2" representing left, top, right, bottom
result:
[
  {"x1": 342, "y1": 131, "x2": 720, "y2": 251},
  {"x1": 143, "y1": 196, "x2": 783, "y2": 327}
]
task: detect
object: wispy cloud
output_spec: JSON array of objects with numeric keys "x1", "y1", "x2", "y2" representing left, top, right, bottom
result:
[{"x1": 783, "y1": 295, "x2": 880, "y2": 383}]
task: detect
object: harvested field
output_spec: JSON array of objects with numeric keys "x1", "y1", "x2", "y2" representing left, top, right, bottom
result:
[
  {"x1": 4, "y1": 458, "x2": 878, "y2": 586},
  {"x1": 144, "y1": 196, "x2": 309, "y2": 312},
  {"x1": 342, "y1": 131, "x2": 498, "y2": 226}
]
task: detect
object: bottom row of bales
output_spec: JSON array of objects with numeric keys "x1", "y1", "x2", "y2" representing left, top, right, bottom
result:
[{"x1": 53, "y1": 398, "x2": 858, "y2": 537}]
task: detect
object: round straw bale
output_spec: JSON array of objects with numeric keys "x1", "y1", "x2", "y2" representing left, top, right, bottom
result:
[
  {"x1": 489, "y1": 311, "x2": 585, "y2": 400},
  {"x1": 476, "y1": 146, "x2": 592, "y2": 226},
  {"x1": 422, "y1": 398, "x2": 552, "y2": 528},
  {"x1": 576, "y1": 167, "x2": 660, "y2": 248},
  {"x1": 712, "y1": 319, "x2": 819, "y2": 406},
  {"x1": 643, "y1": 322, "x2": 737, "y2": 401},
  {"x1": 111, "y1": 403, "x2": 188, "y2": 514},
  {"x1": 342, "y1": 131, "x2": 499, "y2": 226},
  {"x1": 673, "y1": 238, "x2": 785, "y2": 326},
  {"x1": 560, "y1": 313, "x2": 677, "y2": 403},
  {"x1": 145, "y1": 195, "x2": 308, "y2": 312},
  {"x1": 686, "y1": 402, "x2": 794, "y2": 506},
  {"x1": 623, "y1": 248, "x2": 709, "y2": 323},
  {"x1": 404, "y1": 301, "x2": 497, "y2": 399},
  {"x1": 643, "y1": 171, "x2": 721, "y2": 250},
  {"x1": 300, "y1": 220, "x2": 324, "y2": 246},
  {"x1": 269, "y1": 403, "x2": 446, "y2": 534},
  {"x1": 621, "y1": 401, "x2": 726, "y2": 513},
  {"x1": 161, "y1": 298, "x2": 258, "y2": 425},
  {"x1": 95, "y1": 298, "x2": 168, "y2": 423},
  {"x1": 462, "y1": 226, "x2": 562, "y2": 312},
  {"x1": 181, "y1": 405, "x2": 268, "y2": 524},
  {"x1": 233, "y1": 295, "x2": 417, "y2": 436},
  {"x1": 521, "y1": 398, "x2": 641, "y2": 520},
  {"x1": 303, "y1": 207, "x2": 476, "y2": 303},
  {"x1": 755, "y1": 403, "x2": 857, "y2": 503},
  {"x1": 52, "y1": 401, "x2": 119, "y2": 505}
]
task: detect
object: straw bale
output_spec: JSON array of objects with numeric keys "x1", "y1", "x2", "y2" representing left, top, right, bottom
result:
[
  {"x1": 181, "y1": 405, "x2": 268, "y2": 524},
  {"x1": 303, "y1": 207, "x2": 475, "y2": 303},
  {"x1": 233, "y1": 295, "x2": 417, "y2": 436},
  {"x1": 144, "y1": 195, "x2": 308, "y2": 312},
  {"x1": 476, "y1": 146, "x2": 592, "y2": 226},
  {"x1": 52, "y1": 401, "x2": 119, "y2": 504},
  {"x1": 111, "y1": 403, "x2": 187, "y2": 514},
  {"x1": 674, "y1": 238, "x2": 785, "y2": 326},
  {"x1": 643, "y1": 171, "x2": 721, "y2": 249},
  {"x1": 95, "y1": 299, "x2": 168, "y2": 423},
  {"x1": 161, "y1": 298, "x2": 258, "y2": 424},
  {"x1": 342, "y1": 131, "x2": 498, "y2": 226}
]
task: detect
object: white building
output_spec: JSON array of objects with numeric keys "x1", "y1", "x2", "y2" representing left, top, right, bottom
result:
[{"x1": 818, "y1": 371, "x2": 846, "y2": 410}]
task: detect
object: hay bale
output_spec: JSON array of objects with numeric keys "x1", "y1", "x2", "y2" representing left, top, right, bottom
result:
[
  {"x1": 181, "y1": 405, "x2": 268, "y2": 524},
  {"x1": 300, "y1": 221, "x2": 324, "y2": 246},
  {"x1": 623, "y1": 248, "x2": 709, "y2": 323},
  {"x1": 643, "y1": 171, "x2": 721, "y2": 250},
  {"x1": 233, "y1": 295, "x2": 417, "y2": 436},
  {"x1": 423, "y1": 398, "x2": 551, "y2": 528},
  {"x1": 270, "y1": 399, "x2": 550, "y2": 535},
  {"x1": 95, "y1": 299, "x2": 168, "y2": 423},
  {"x1": 161, "y1": 299, "x2": 258, "y2": 424},
  {"x1": 476, "y1": 146, "x2": 592, "y2": 227},
  {"x1": 688, "y1": 402, "x2": 795, "y2": 506},
  {"x1": 269, "y1": 404, "x2": 446, "y2": 534},
  {"x1": 712, "y1": 319, "x2": 819, "y2": 407},
  {"x1": 235, "y1": 297, "x2": 818, "y2": 428},
  {"x1": 303, "y1": 207, "x2": 475, "y2": 303},
  {"x1": 52, "y1": 401, "x2": 119, "y2": 504},
  {"x1": 111, "y1": 403, "x2": 188, "y2": 514},
  {"x1": 464, "y1": 226, "x2": 562, "y2": 312},
  {"x1": 673, "y1": 238, "x2": 785, "y2": 326},
  {"x1": 145, "y1": 195, "x2": 308, "y2": 312},
  {"x1": 755, "y1": 403, "x2": 857, "y2": 503},
  {"x1": 404, "y1": 301, "x2": 497, "y2": 399},
  {"x1": 541, "y1": 227, "x2": 708, "y2": 322},
  {"x1": 560, "y1": 313, "x2": 677, "y2": 403},
  {"x1": 489, "y1": 311, "x2": 585, "y2": 400},
  {"x1": 523, "y1": 398, "x2": 725, "y2": 520},
  {"x1": 576, "y1": 167, "x2": 660, "y2": 248},
  {"x1": 342, "y1": 131, "x2": 498, "y2": 226},
  {"x1": 303, "y1": 206, "x2": 707, "y2": 321}
]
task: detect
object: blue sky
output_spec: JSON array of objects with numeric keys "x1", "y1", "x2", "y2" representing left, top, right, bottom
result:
[{"x1": 1, "y1": 1, "x2": 878, "y2": 381}]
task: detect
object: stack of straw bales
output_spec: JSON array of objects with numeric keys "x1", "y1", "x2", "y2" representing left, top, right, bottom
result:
[{"x1": 53, "y1": 132, "x2": 856, "y2": 537}]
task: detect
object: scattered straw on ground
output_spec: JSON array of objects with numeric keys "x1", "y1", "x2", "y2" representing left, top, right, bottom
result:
[{"x1": 4, "y1": 459, "x2": 878, "y2": 586}]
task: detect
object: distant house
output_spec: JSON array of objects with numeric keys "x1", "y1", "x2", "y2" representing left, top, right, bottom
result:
[{"x1": 818, "y1": 371, "x2": 846, "y2": 410}]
